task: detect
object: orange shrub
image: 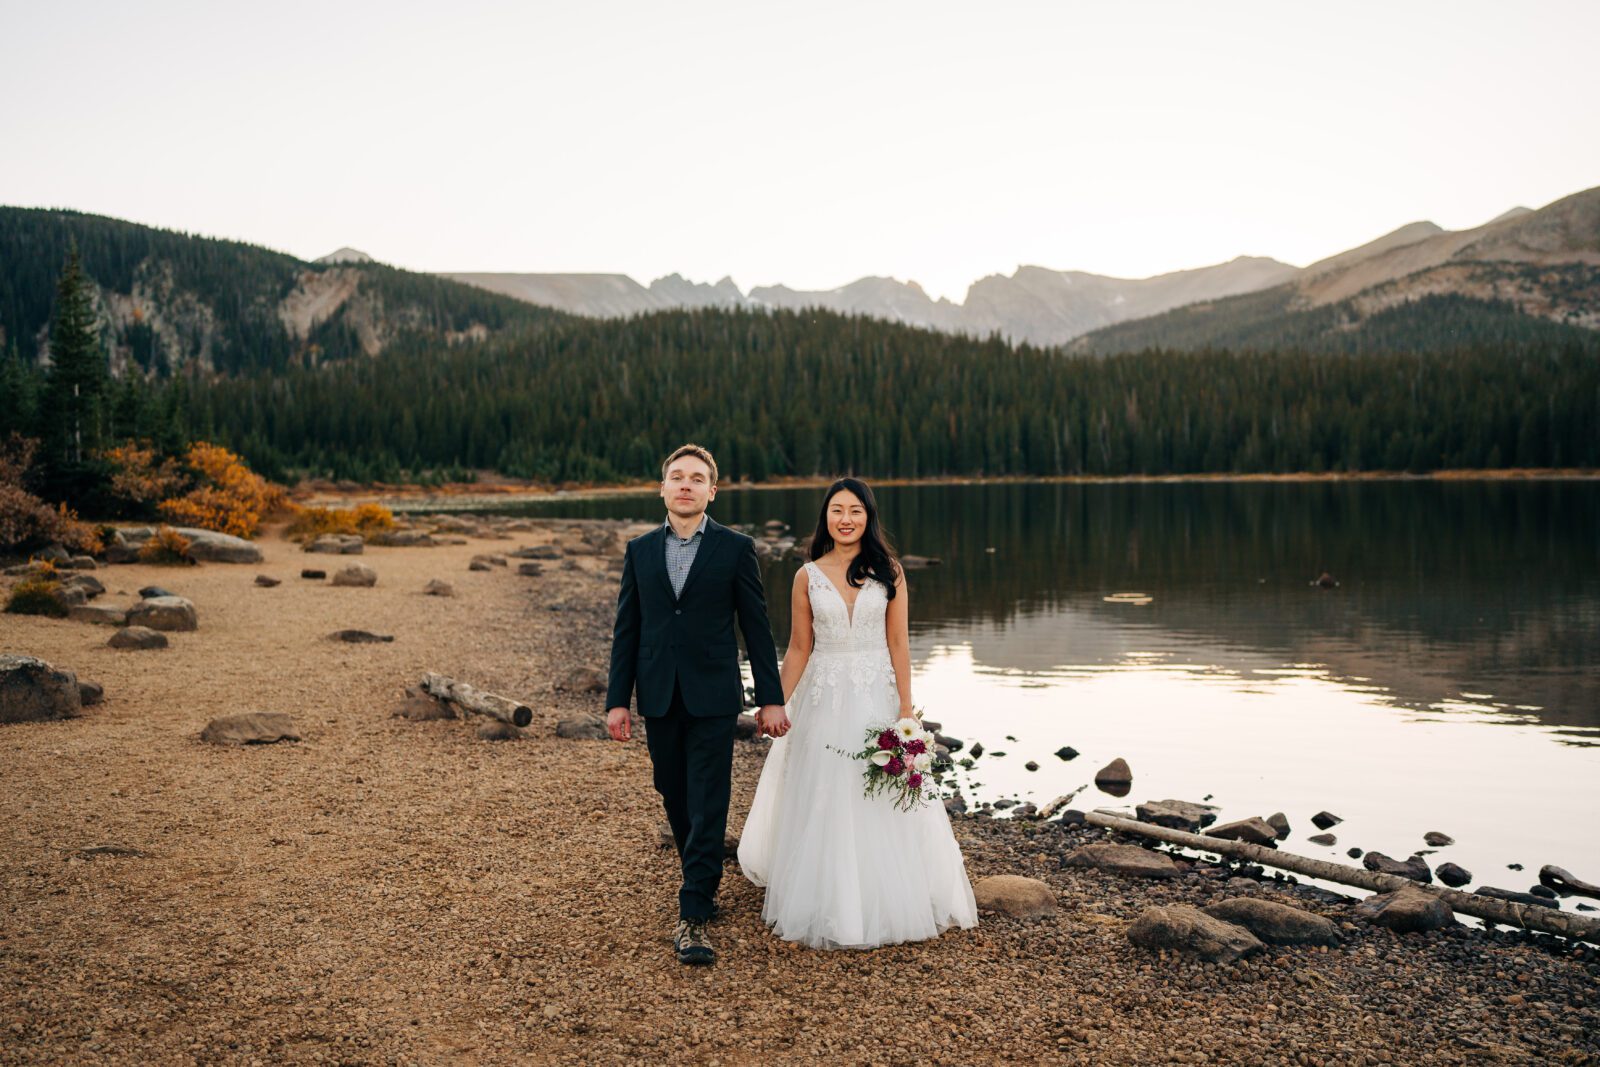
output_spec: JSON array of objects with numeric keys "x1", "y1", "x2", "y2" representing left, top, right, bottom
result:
[
  {"x1": 284, "y1": 502, "x2": 397, "y2": 542},
  {"x1": 4, "y1": 575, "x2": 68, "y2": 617},
  {"x1": 137, "y1": 525, "x2": 195, "y2": 565},
  {"x1": 155, "y1": 443, "x2": 288, "y2": 540},
  {"x1": 102, "y1": 442, "x2": 189, "y2": 507}
]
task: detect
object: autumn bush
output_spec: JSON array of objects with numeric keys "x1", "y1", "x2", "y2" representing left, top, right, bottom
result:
[
  {"x1": 137, "y1": 525, "x2": 196, "y2": 565},
  {"x1": 153, "y1": 443, "x2": 289, "y2": 539},
  {"x1": 0, "y1": 434, "x2": 104, "y2": 555},
  {"x1": 4, "y1": 575, "x2": 68, "y2": 617},
  {"x1": 285, "y1": 502, "x2": 397, "y2": 542}
]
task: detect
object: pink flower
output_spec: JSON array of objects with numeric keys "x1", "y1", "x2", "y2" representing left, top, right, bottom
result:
[
  {"x1": 907, "y1": 772, "x2": 923, "y2": 789},
  {"x1": 903, "y1": 738, "x2": 927, "y2": 756},
  {"x1": 884, "y1": 756, "x2": 905, "y2": 776},
  {"x1": 877, "y1": 729, "x2": 898, "y2": 750}
]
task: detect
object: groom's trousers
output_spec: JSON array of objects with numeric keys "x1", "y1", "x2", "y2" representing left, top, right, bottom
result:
[{"x1": 644, "y1": 680, "x2": 738, "y2": 921}]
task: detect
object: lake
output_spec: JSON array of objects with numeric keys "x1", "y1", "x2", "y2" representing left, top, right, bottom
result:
[{"x1": 474, "y1": 479, "x2": 1600, "y2": 910}]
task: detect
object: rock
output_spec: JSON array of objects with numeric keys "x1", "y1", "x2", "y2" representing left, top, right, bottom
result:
[
  {"x1": 331, "y1": 564, "x2": 378, "y2": 588},
  {"x1": 305, "y1": 534, "x2": 365, "y2": 555},
  {"x1": 1539, "y1": 865, "x2": 1600, "y2": 898},
  {"x1": 1308, "y1": 832, "x2": 1338, "y2": 846},
  {"x1": 1475, "y1": 886, "x2": 1558, "y2": 910},
  {"x1": 170, "y1": 528, "x2": 263, "y2": 563},
  {"x1": 972, "y1": 875, "x2": 1057, "y2": 920},
  {"x1": 393, "y1": 694, "x2": 454, "y2": 721},
  {"x1": 1347, "y1": 847, "x2": 1363, "y2": 859},
  {"x1": 77, "y1": 679, "x2": 104, "y2": 706},
  {"x1": 1012, "y1": 802, "x2": 1038, "y2": 817},
  {"x1": 301, "y1": 569, "x2": 326, "y2": 580},
  {"x1": 517, "y1": 562, "x2": 544, "y2": 577},
  {"x1": 423, "y1": 579, "x2": 455, "y2": 597},
  {"x1": 108, "y1": 626, "x2": 168, "y2": 650},
  {"x1": 3, "y1": 561, "x2": 51, "y2": 576},
  {"x1": 556, "y1": 667, "x2": 607, "y2": 694},
  {"x1": 255, "y1": 575, "x2": 281, "y2": 587},
  {"x1": 199, "y1": 712, "x2": 300, "y2": 745},
  {"x1": 1062, "y1": 843, "x2": 1180, "y2": 879},
  {"x1": 126, "y1": 595, "x2": 198, "y2": 632},
  {"x1": 59, "y1": 555, "x2": 98, "y2": 570},
  {"x1": 1530, "y1": 885, "x2": 1558, "y2": 900},
  {"x1": 1094, "y1": 757, "x2": 1132, "y2": 794},
  {"x1": 1054, "y1": 746, "x2": 1079, "y2": 761},
  {"x1": 933, "y1": 732, "x2": 963, "y2": 752},
  {"x1": 1024, "y1": 760, "x2": 1039, "y2": 772},
  {"x1": 1355, "y1": 886, "x2": 1454, "y2": 932},
  {"x1": 1423, "y1": 831, "x2": 1455, "y2": 847},
  {"x1": 1136, "y1": 799, "x2": 1220, "y2": 832},
  {"x1": 1207, "y1": 818, "x2": 1281, "y2": 847},
  {"x1": 1436, "y1": 862, "x2": 1473, "y2": 887},
  {"x1": 468, "y1": 559, "x2": 493, "y2": 572},
  {"x1": 944, "y1": 794, "x2": 968, "y2": 816},
  {"x1": 969, "y1": 741, "x2": 985, "y2": 758},
  {"x1": 555, "y1": 716, "x2": 609, "y2": 740},
  {"x1": 1127, "y1": 905, "x2": 1263, "y2": 964},
  {"x1": 1362, "y1": 852, "x2": 1433, "y2": 883},
  {"x1": 43, "y1": 583, "x2": 89, "y2": 612},
  {"x1": 513, "y1": 545, "x2": 561, "y2": 560},
  {"x1": 0, "y1": 655, "x2": 83, "y2": 723},
  {"x1": 1266, "y1": 812, "x2": 1291, "y2": 839},
  {"x1": 992, "y1": 798, "x2": 1017, "y2": 811},
  {"x1": 1056, "y1": 809, "x2": 1088, "y2": 827},
  {"x1": 371, "y1": 530, "x2": 436, "y2": 547},
  {"x1": 1202, "y1": 898, "x2": 1340, "y2": 946},
  {"x1": 476, "y1": 721, "x2": 522, "y2": 741},
  {"x1": 37, "y1": 544, "x2": 69, "y2": 563},
  {"x1": 60, "y1": 574, "x2": 105, "y2": 598},
  {"x1": 138, "y1": 585, "x2": 177, "y2": 599},
  {"x1": 328, "y1": 630, "x2": 393, "y2": 643},
  {"x1": 1311, "y1": 811, "x2": 1343, "y2": 830},
  {"x1": 74, "y1": 845, "x2": 145, "y2": 859},
  {"x1": 67, "y1": 604, "x2": 127, "y2": 626}
]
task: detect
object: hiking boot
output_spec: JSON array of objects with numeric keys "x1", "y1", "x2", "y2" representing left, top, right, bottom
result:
[{"x1": 673, "y1": 918, "x2": 715, "y2": 965}]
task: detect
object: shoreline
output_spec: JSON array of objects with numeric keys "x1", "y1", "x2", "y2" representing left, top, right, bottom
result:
[
  {"x1": 293, "y1": 467, "x2": 1600, "y2": 511},
  {"x1": 2, "y1": 516, "x2": 1596, "y2": 1063}
]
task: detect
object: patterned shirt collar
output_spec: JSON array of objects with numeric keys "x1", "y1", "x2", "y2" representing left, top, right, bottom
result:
[{"x1": 663, "y1": 513, "x2": 709, "y2": 542}]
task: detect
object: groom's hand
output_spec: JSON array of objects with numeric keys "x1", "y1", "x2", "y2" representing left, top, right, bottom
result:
[
  {"x1": 606, "y1": 706, "x2": 631, "y2": 742},
  {"x1": 756, "y1": 705, "x2": 790, "y2": 738}
]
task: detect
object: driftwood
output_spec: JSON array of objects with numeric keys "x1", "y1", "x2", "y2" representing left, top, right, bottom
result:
[
  {"x1": 1085, "y1": 810, "x2": 1600, "y2": 945},
  {"x1": 1541, "y1": 865, "x2": 1600, "y2": 900},
  {"x1": 419, "y1": 673, "x2": 532, "y2": 728}
]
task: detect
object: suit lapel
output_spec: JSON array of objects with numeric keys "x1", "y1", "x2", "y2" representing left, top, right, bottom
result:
[
  {"x1": 675, "y1": 517, "x2": 728, "y2": 602},
  {"x1": 647, "y1": 525, "x2": 676, "y2": 602}
]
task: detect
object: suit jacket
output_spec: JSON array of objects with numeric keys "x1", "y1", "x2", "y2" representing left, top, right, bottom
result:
[{"x1": 606, "y1": 516, "x2": 784, "y2": 718}]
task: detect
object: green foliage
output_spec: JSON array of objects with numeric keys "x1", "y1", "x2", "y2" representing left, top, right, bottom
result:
[
  {"x1": 42, "y1": 244, "x2": 110, "y2": 470},
  {"x1": 4, "y1": 576, "x2": 68, "y2": 617}
]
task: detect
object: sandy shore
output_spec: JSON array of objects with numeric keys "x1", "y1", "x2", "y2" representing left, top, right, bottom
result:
[{"x1": 1, "y1": 523, "x2": 1596, "y2": 1065}]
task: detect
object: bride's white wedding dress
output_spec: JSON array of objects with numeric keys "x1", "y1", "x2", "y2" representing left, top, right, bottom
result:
[{"x1": 738, "y1": 561, "x2": 979, "y2": 949}]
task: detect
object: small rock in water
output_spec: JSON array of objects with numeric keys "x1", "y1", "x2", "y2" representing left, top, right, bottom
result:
[
  {"x1": 1362, "y1": 851, "x2": 1433, "y2": 883},
  {"x1": 1529, "y1": 884, "x2": 1557, "y2": 899},
  {"x1": 1424, "y1": 831, "x2": 1455, "y2": 847},
  {"x1": 933, "y1": 732, "x2": 962, "y2": 752},
  {"x1": 1506, "y1": 862, "x2": 1523, "y2": 871},
  {"x1": 1024, "y1": 760, "x2": 1039, "y2": 772},
  {"x1": 1436, "y1": 861, "x2": 1472, "y2": 887},
  {"x1": 944, "y1": 794, "x2": 968, "y2": 816},
  {"x1": 1207, "y1": 818, "x2": 1280, "y2": 847},
  {"x1": 969, "y1": 742, "x2": 985, "y2": 758},
  {"x1": 992, "y1": 798, "x2": 1018, "y2": 810},
  {"x1": 1307, "y1": 832, "x2": 1337, "y2": 846},
  {"x1": 1094, "y1": 757, "x2": 1133, "y2": 795},
  {"x1": 1265, "y1": 812, "x2": 1291, "y2": 839},
  {"x1": 1311, "y1": 811, "x2": 1343, "y2": 830},
  {"x1": 1054, "y1": 746, "x2": 1079, "y2": 761},
  {"x1": 1347, "y1": 847, "x2": 1364, "y2": 859},
  {"x1": 1136, "y1": 799, "x2": 1220, "y2": 833}
]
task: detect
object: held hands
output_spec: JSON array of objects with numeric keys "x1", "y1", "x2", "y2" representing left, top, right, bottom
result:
[
  {"x1": 606, "y1": 706, "x2": 632, "y2": 742},
  {"x1": 756, "y1": 704, "x2": 791, "y2": 738}
]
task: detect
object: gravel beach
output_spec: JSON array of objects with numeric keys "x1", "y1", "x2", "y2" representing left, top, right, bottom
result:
[{"x1": 2, "y1": 521, "x2": 1596, "y2": 1065}]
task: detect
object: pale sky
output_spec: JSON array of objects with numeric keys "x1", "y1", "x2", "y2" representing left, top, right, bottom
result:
[{"x1": 3, "y1": 0, "x2": 1597, "y2": 302}]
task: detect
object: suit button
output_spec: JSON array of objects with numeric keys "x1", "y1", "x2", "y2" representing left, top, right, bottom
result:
[{"x1": 674, "y1": 609, "x2": 682, "y2": 615}]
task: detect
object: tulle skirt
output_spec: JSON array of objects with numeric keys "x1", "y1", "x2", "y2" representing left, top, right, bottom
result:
[{"x1": 737, "y1": 648, "x2": 979, "y2": 950}]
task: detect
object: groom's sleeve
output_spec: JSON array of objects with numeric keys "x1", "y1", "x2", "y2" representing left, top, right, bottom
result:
[
  {"x1": 605, "y1": 542, "x2": 641, "y2": 711},
  {"x1": 734, "y1": 537, "x2": 784, "y2": 707}
]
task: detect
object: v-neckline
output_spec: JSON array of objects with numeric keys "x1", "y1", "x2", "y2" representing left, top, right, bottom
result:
[{"x1": 809, "y1": 560, "x2": 862, "y2": 627}]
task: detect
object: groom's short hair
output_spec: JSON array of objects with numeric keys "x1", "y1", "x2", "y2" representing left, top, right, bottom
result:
[{"x1": 662, "y1": 443, "x2": 719, "y2": 484}]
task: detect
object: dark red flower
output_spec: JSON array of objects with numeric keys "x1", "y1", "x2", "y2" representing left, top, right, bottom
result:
[
  {"x1": 903, "y1": 738, "x2": 927, "y2": 756},
  {"x1": 884, "y1": 756, "x2": 905, "y2": 776},
  {"x1": 877, "y1": 729, "x2": 898, "y2": 750},
  {"x1": 907, "y1": 772, "x2": 923, "y2": 789}
]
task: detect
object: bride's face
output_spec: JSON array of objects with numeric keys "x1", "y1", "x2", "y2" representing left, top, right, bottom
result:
[{"x1": 826, "y1": 490, "x2": 867, "y2": 547}]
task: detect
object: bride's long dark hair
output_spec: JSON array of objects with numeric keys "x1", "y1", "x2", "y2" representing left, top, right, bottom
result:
[{"x1": 808, "y1": 478, "x2": 899, "y2": 599}]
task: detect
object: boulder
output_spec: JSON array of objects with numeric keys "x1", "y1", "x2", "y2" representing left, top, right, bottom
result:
[
  {"x1": 60, "y1": 555, "x2": 98, "y2": 570},
  {"x1": 477, "y1": 721, "x2": 522, "y2": 741},
  {"x1": 331, "y1": 564, "x2": 378, "y2": 588},
  {"x1": 49, "y1": 584, "x2": 90, "y2": 611},
  {"x1": 1266, "y1": 813, "x2": 1291, "y2": 839},
  {"x1": 973, "y1": 875, "x2": 1057, "y2": 920},
  {"x1": 1206, "y1": 817, "x2": 1281, "y2": 847},
  {"x1": 0, "y1": 655, "x2": 83, "y2": 723},
  {"x1": 68, "y1": 604, "x2": 127, "y2": 627},
  {"x1": 1436, "y1": 862, "x2": 1472, "y2": 887},
  {"x1": 969, "y1": 741, "x2": 985, "y2": 758},
  {"x1": 1311, "y1": 811, "x2": 1343, "y2": 830},
  {"x1": 37, "y1": 544, "x2": 69, "y2": 562},
  {"x1": 517, "y1": 562, "x2": 544, "y2": 577},
  {"x1": 1024, "y1": 760, "x2": 1039, "y2": 772},
  {"x1": 1202, "y1": 898, "x2": 1340, "y2": 946},
  {"x1": 944, "y1": 793, "x2": 968, "y2": 816},
  {"x1": 1127, "y1": 905, "x2": 1263, "y2": 964},
  {"x1": 1308, "y1": 832, "x2": 1338, "y2": 846},
  {"x1": 77, "y1": 679, "x2": 104, "y2": 706},
  {"x1": 305, "y1": 534, "x2": 365, "y2": 555},
  {"x1": 1423, "y1": 831, "x2": 1455, "y2": 847},
  {"x1": 468, "y1": 559, "x2": 493, "y2": 572},
  {"x1": 199, "y1": 712, "x2": 300, "y2": 745},
  {"x1": 328, "y1": 630, "x2": 393, "y2": 643},
  {"x1": 513, "y1": 545, "x2": 561, "y2": 560},
  {"x1": 60, "y1": 574, "x2": 105, "y2": 598},
  {"x1": 371, "y1": 530, "x2": 436, "y2": 547},
  {"x1": 1136, "y1": 799, "x2": 1220, "y2": 832},
  {"x1": 555, "y1": 716, "x2": 609, "y2": 741},
  {"x1": 1355, "y1": 886, "x2": 1454, "y2": 932},
  {"x1": 393, "y1": 694, "x2": 454, "y2": 722},
  {"x1": 1094, "y1": 757, "x2": 1132, "y2": 794},
  {"x1": 1362, "y1": 851, "x2": 1433, "y2": 883},
  {"x1": 423, "y1": 579, "x2": 455, "y2": 597},
  {"x1": 557, "y1": 667, "x2": 607, "y2": 694},
  {"x1": 169, "y1": 528, "x2": 263, "y2": 564},
  {"x1": 1054, "y1": 746, "x2": 1079, "y2": 761},
  {"x1": 126, "y1": 595, "x2": 198, "y2": 632},
  {"x1": 254, "y1": 575, "x2": 281, "y2": 588},
  {"x1": 1061, "y1": 843, "x2": 1180, "y2": 879},
  {"x1": 933, "y1": 732, "x2": 963, "y2": 752},
  {"x1": 108, "y1": 626, "x2": 168, "y2": 650}
]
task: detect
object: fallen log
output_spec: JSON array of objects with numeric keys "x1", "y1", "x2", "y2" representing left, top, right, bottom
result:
[
  {"x1": 419, "y1": 672, "x2": 532, "y2": 728},
  {"x1": 1540, "y1": 865, "x2": 1600, "y2": 900},
  {"x1": 1084, "y1": 809, "x2": 1600, "y2": 945}
]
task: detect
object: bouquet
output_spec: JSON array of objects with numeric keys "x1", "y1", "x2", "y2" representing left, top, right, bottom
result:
[{"x1": 832, "y1": 717, "x2": 942, "y2": 812}]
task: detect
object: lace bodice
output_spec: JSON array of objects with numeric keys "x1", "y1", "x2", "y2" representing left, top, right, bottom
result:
[{"x1": 802, "y1": 560, "x2": 890, "y2": 656}]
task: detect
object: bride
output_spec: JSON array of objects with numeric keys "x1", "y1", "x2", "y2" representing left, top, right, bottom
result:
[{"x1": 738, "y1": 477, "x2": 979, "y2": 949}]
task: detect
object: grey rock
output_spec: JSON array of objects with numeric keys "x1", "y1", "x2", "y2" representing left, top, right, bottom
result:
[
  {"x1": 77, "y1": 679, "x2": 104, "y2": 706},
  {"x1": 1355, "y1": 886, "x2": 1454, "y2": 932},
  {"x1": 476, "y1": 720, "x2": 522, "y2": 741},
  {"x1": 68, "y1": 604, "x2": 127, "y2": 626},
  {"x1": 108, "y1": 626, "x2": 168, "y2": 650},
  {"x1": 1054, "y1": 746, "x2": 1079, "y2": 761},
  {"x1": 1266, "y1": 812, "x2": 1291, "y2": 839},
  {"x1": 0, "y1": 654, "x2": 83, "y2": 723},
  {"x1": 1202, "y1": 898, "x2": 1340, "y2": 946},
  {"x1": 516, "y1": 562, "x2": 544, "y2": 577},
  {"x1": 169, "y1": 528, "x2": 263, "y2": 564},
  {"x1": 933, "y1": 732, "x2": 962, "y2": 752},
  {"x1": 1024, "y1": 760, "x2": 1040, "y2": 772},
  {"x1": 1128, "y1": 904, "x2": 1264, "y2": 964},
  {"x1": 555, "y1": 716, "x2": 609, "y2": 741},
  {"x1": 50, "y1": 584, "x2": 90, "y2": 610},
  {"x1": 468, "y1": 559, "x2": 493, "y2": 572},
  {"x1": 306, "y1": 534, "x2": 365, "y2": 555},
  {"x1": 513, "y1": 545, "x2": 561, "y2": 560},
  {"x1": 1436, "y1": 861, "x2": 1472, "y2": 887},
  {"x1": 59, "y1": 554, "x2": 97, "y2": 570},
  {"x1": 392, "y1": 694, "x2": 454, "y2": 721},
  {"x1": 1423, "y1": 831, "x2": 1455, "y2": 847},
  {"x1": 973, "y1": 875, "x2": 1057, "y2": 919},
  {"x1": 1307, "y1": 832, "x2": 1338, "y2": 846},
  {"x1": 1311, "y1": 811, "x2": 1343, "y2": 830},
  {"x1": 969, "y1": 741, "x2": 985, "y2": 758},
  {"x1": 1095, "y1": 757, "x2": 1132, "y2": 795},
  {"x1": 422, "y1": 579, "x2": 455, "y2": 597},
  {"x1": 199, "y1": 711, "x2": 300, "y2": 745},
  {"x1": 331, "y1": 564, "x2": 378, "y2": 588},
  {"x1": 944, "y1": 793, "x2": 968, "y2": 816},
  {"x1": 1207, "y1": 817, "x2": 1281, "y2": 847},
  {"x1": 60, "y1": 574, "x2": 105, "y2": 598},
  {"x1": 1136, "y1": 799, "x2": 1220, "y2": 832},
  {"x1": 370, "y1": 530, "x2": 437, "y2": 547},
  {"x1": 37, "y1": 544, "x2": 69, "y2": 562},
  {"x1": 1062, "y1": 843, "x2": 1180, "y2": 879},
  {"x1": 126, "y1": 595, "x2": 198, "y2": 632},
  {"x1": 1362, "y1": 851, "x2": 1433, "y2": 883},
  {"x1": 138, "y1": 586, "x2": 177, "y2": 599}
]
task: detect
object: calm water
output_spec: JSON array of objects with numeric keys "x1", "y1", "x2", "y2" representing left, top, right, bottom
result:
[{"x1": 481, "y1": 480, "x2": 1600, "y2": 907}]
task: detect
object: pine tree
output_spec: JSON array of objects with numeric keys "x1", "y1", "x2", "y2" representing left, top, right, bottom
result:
[{"x1": 43, "y1": 243, "x2": 108, "y2": 468}]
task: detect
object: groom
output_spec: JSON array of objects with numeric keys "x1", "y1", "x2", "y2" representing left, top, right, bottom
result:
[{"x1": 605, "y1": 443, "x2": 787, "y2": 965}]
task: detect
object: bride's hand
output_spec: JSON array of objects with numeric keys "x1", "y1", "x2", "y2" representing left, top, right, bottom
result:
[{"x1": 897, "y1": 706, "x2": 918, "y2": 721}]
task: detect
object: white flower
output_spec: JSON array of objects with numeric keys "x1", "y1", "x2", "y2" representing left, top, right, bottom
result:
[
  {"x1": 870, "y1": 750, "x2": 894, "y2": 767},
  {"x1": 913, "y1": 752, "x2": 933, "y2": 773},
  {"x1": 894, "y1": 719, "x2": 919, "y2": 741},
  {"x1": 916, "y1": 729, "x2": 936, "y2": 747}
]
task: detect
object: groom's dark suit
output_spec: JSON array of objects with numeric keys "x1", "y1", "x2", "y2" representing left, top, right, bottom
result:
[{"x1": 607, "y1": 515, "x2": 783, "y2": 920}]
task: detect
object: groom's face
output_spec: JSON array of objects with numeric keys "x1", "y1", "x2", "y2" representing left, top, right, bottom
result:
[{"x1": 661, "y1": 455, "x2": 716, "y2": 517}]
